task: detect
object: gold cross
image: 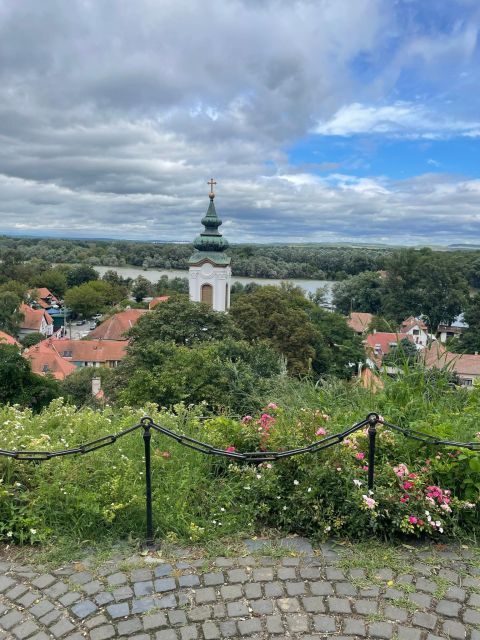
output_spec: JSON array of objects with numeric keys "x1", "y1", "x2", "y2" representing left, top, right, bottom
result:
[{"x1": 207, "y1": 178, "x2": 217, "y2": 194}]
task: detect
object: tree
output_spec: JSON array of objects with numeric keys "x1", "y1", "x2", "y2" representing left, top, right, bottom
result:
[
  {"x1": 131, "y1": 276, "x2": 152, "y2": 302},
  {"x1": 0, "y1": 344, "x2": 59, "y2": 410},
  {"x1": 115, "y1": 338, "x2": 280, "y2": 413},
  {"x1": 61, "y1": 366, "x2": 115, "y2": 407},
  {"x1": 66, "y1": 265, "x2": 99, "y2": 288},
  {"x1": 20, "y1": 332, "x2": 45, "y2": 348},
  {"x1": 230, "y1": 286, "x2": 319, "y2": 375},
  {"x1": 0, "y1": 291, "x2": 24, "y2": 336},
  {"x1": 332, "y1": 271, "x2": 383, "y2": 315},
  {"x1": 381, "y1": 249, "x2": 468, "y2": 330},
  {"x1": 64, "y1": 280, "x2": 124, "y2": 318},
  {"x1": 30, "y1": 269, "x2": 67, "y2": 298},
  {"x1": 460, "y1": 295, "x2": 480, "y2": 353},
  {"x1": 129, "y1": 296, "x2": 242, "y2": 346}
]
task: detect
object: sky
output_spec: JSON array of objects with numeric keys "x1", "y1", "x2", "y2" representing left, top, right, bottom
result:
[{"x1": 0, "y1": 0, "x2": 479, "y2": 246}]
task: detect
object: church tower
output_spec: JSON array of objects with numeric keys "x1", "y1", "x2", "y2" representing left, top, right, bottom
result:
[{"x1": 188, "y1": 179, "x2": 231, "y2": 311}]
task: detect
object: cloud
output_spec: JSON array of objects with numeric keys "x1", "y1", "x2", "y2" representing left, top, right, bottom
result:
[
  {"x1": 0, "y1": 0, "x2": 478, "y2": 245},
  {"x1": 313, "y1": 102, "x2": 480, "y2": 138}
]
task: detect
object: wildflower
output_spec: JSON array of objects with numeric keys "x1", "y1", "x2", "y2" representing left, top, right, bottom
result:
[
  {"x1": 400, "y1": 495, "x2": 409, "y2": 503},
  {"x1": 267, "y1": 402, "x2": 278, "y2": 410},
  {"x1": 439, "y1": 527, "x2": 444, "y2": 533},
  {"x1": 440, "y1": 503, "x2": 452, "y2": 513},
  {"x1": 362, "y1": 465, "x2": 369, "y2": 471},
  {"x1": 293, "y1": 480, "x2": 299, "y2": 486},
  {"x1": 283, "y1": 505, "x2": 287, "y2": 511},
  {"x1": 316, "y1": 428, "x2": 326, "y2": 436},
  {"x1": 408, "y1": 516, "x2": 417, "y2": 524},
  {"x1": 6, "y1": 531, "x2": 13, "y2": 538},
  {"x1": 403, "y1": 481, "x2": 414, "y2": 490},
  {"x1": 266, "y1": 463, "x2": 272, "y2": 469},
  {"x1": 393, "y1": 463, "x2": 409, "y2": 478},
  {"x1": 226, "y1": 446, "x2": 236, "y2": 453},
  {"x1": 325, "y1": 525, "x2": 331, "y2": 532},
  {"x1": 241, "y1": 416, "x2": 253, "y2": 424},
  {"x1": 336, "y1": 467, "x2": 342, "y2": 472},
  {"x1": 355, "y1": 452, "x2": 365, "y2": 460},
  {"x1": 362, "y1": 494, "x2": 377, "y2": 509},
  {"x1": 30, "y1": 528, "x2": 37, "y2": 535},
  {"x1": 307, "y1": 487, "x2": 312, "y2": 492},
  {"x1": 353, "y1": 479, "x2": 362, "y2": 487},
  {"x1": 161, "y1": 451, "x2": 171, "y2": 459},
  {"x1": 256, "y1": 474, "x2": 262, "y2": 480}
]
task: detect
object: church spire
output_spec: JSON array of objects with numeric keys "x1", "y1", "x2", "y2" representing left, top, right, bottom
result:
[{"x1": 192, "y1": 178, "x2": 229, "y2": 253}]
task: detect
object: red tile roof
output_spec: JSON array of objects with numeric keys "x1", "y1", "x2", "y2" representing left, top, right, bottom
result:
[
  {"x1": 24, "y1": 342, "x2": 76, "y2": 380},
  {"x1": 51, "y1": 338, "x2": 127, "y2": 363},
  {"x1": 148, "y1": 296, "x2": 169, "y2": 310},
  {"x1": 348, "y1": 312, "x2": 374, "y2": 334},
  {"x1": 0, "y1": 331, "x2": 20, "y2": 347},
  {"x1": 20, "y1": 304, "x2": 53, "y2": 330},
  {"x1": 88, "y1": 309, "x2": 148, "y2": 340},
  {"x1": 423, "y1": 343, "x2": 480, "y2": 377},
  {"x1": 401, "y1": 316, "x2": 427, "y2": 332}
]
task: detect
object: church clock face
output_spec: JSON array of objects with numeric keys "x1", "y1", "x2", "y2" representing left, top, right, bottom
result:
[{"x1": 201, "y1": 263, "x2": 214, "y2": 277}]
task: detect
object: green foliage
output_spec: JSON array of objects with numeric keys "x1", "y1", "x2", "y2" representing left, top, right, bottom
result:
[
  {"x1": 20, "y1": 332, "x2": 45, "y2": 348},
  {"x1": 30, "y1": 269, "x2": 67, "y2": 298},
  {"x1": 0, "y1": 291, "x2": 24, "y2": 336},
  {"x1": 460, "y1": 294, "x2": 480, "y2": 353},
  {"x1": 64, "y1": 280, "x2": 125, "y2": 318},
  {"x1": 333, "y1": 271, "x2": 383, "y2": 315},
  {"x1": 230, "y1": 285, "x2": 362, "y2": 378},
  {"x1": 0, "y1": 344, "x2": 60, "y2": 410},
  {"x1": 154, "y1": 275, "x2": 189, "y2": 295},
  {"x1": 61, "y1": 366, "x2": 116, "y2": 407},
  {"x1": 0, "y1": 370, "x2": 478, "y2": 547},
  {"x1": 115, "y1": 338, "x2": 280, "y2": 413},
  {"x1": 131, "y1": 275, "x2": 152, "y2": 302},
  {"x1": 129, "y1": 296, "x2": 242, "y2": 346},
  {"x1": 66, "y1": 264, "x2": 99, "y2": 288},
  {"x1": 382, "y1": 338, "x2": 418, "y2": 367}
]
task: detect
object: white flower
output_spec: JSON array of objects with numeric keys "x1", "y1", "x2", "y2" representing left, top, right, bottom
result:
[
  {"x1": 30, "y1": 528, "x2": 37, "y2": 535},
  {"x1": 256, "y1": 474, "x2": 262, "y2": 480},
  {"x1": 325, "y1": 525, "x2": 331, "y2": 532},
  {"x1": 439, "y1": 527, "x2": 444, "y2": 533},
  {"x1": 425, "y1": 510, "x2": 430, "y2": 516},
  {"x1": 353, "y1": 479, "x2": 362, "y2": 487},
  {"x1": 293, "y1": 480, "x2": 299, "y2": 486},
  {"x1": 283, "y1": 506, "x2": 287, "y2": 511},
  {"x1": 220, "y1": 507, "x2": 225, "y2": 512},
  {"x1": 435, "y1": 520, "x2": 441, "y2": 527},
  {"x1": 307, "y1": 487, "x2": 312, "y2": 492},
  {"x1": 427, "y1": 515, "x2": 432, "y2": 522},
  {"x1": 336, "y1": 467, "x2": 342, "y2": 472},
  {"x1": 6, "y1": 531, "x2": 13, "y2": 538}
]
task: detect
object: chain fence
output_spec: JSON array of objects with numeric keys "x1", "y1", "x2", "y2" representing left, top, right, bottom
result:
[{"x1": 0, "y1": 413, "x2": 478, "y2": 545}]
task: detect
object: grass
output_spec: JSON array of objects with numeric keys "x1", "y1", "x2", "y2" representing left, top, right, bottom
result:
[{"x1": 338, "y1": 541, "x2": 415, "y2": 578}]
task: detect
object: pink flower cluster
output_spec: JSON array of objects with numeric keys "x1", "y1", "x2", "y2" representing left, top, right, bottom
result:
[
  {"x1": 257, "y1": 413, "x2": 276, "y2": 450},
  {"x1": 426, "y1": 485, "x2": 451, "y2": 511},
  {"x1": 316, "y1": 427, "x2": 327, "y2": 437}
]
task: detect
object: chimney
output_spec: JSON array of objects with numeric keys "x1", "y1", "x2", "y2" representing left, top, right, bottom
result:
[{"x1": 91, "y1": 377, "x2": 101, "y2": 397}]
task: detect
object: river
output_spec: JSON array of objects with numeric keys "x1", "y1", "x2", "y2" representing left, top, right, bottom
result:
[{"x1": 94, "y1": 266, "x2": 335, "y2": 302}]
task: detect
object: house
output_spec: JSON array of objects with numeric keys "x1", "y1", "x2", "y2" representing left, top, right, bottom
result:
[
  {"x1": 0, "y1": 331, "x2": 20, "y2": 347},
  {"x1": 24, "y1": 341, "x2": 76, "y2": 380},
  {"x1": 400, "y1": 316, "x2": 430, "y2": 346},
  {"x1": 52, "y1": 338, "x2": 127, "y2": 368},
  {"x1": 88, "y1": 309, "x2": 148, "y2": 341},
  {"x1": 28, "y1": 287, "x2": 60, "y2": 310},
  {"x1": 19, "y1": 304, "x2": 54, "y2": 338},
  {"x1": 348, "y1": 312, "x2": 374, "y2": 335},
  {"x1": 423, "y1": 342, "x2": 480, "y2": 388},
  {"x1": 365, "y1": 332, "x2": 415, "y2": 370},
  {"x1": 148, "y1": 296, "x2": 169, "y2": 310},
  {"x1": 437, "y1": 324, "x2": 464, "y2": 343}
]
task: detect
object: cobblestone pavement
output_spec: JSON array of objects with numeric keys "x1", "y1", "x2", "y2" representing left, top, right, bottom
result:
[{"x1": 0, "y1": 537, "x2": 479, "y2": 639}]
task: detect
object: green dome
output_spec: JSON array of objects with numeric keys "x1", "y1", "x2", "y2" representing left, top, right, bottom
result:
[{"x1": 191, "y1": 193, "x2": 229, "y2": 255}]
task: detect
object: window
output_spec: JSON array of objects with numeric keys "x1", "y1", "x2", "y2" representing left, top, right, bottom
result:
[
  {"x1": 201, "y1": 283, "x2": 213, "y2": 307},
  {"x1": 413, "y1": 329, "x2": 420, "y2": 335},
  {"x1": 63, "y1": 350, "x2": 72, "y2": 357},
  {"x1": 462, "y1": 378, "x2": 473, "y2": 387},
  {"x1": 42, "y1": 363, "x2": 49, "y2": 373}
]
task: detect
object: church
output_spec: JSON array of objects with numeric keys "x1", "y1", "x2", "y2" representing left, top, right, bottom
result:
[{"x1": 188, "y1": 179, "x2": 231, "y2": 312}]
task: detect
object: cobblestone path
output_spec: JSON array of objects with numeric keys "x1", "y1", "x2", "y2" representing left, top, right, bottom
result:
[{"x1": 0, "y1": 538, "x2": 479, "y2": 639}]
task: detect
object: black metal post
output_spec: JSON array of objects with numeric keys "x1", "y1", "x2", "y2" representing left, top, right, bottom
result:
[
  {"x1": 367, "y1": 413, "x2": 378, "y2": 491},
  {"x1": 142, "y1": 420, "x2": 154, "y2": 549}
]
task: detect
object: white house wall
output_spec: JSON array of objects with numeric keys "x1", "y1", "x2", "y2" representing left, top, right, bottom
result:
[{"x1": 189, "y1": 263, "x2": 232, "y2": 312}]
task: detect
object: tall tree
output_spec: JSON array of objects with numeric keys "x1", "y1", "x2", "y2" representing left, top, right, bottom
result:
[
  {"x1": 332, "y1": 271, "x2": 383, "y2": 315},
  {"x1": 460, "y1": 295, "x2": 480, "y2": 353},
  {"x1": 0, "y1": 292, "x2": 24, "y2": 336}
]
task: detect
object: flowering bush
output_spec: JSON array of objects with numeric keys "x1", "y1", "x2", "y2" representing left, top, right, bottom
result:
[{"x1": 0, "y1": 371, "x2": 479, "y2": 546}]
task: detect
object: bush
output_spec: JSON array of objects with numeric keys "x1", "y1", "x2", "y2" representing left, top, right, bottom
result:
[{"x1": 0, "y1": 370, "x2": 478, "y2": 547}]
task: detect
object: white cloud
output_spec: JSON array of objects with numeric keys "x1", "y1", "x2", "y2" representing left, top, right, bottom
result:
[{"x1": 313, "y1": 102, "x2": 480, "y2": 138}]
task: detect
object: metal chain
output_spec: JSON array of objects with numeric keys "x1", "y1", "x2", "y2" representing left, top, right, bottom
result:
[
  {"x1": 379, "y1": 419, "x2": 480, "y2": 451},
  {"x1": 0, "y1": 414, "x2": 478, "y2": 462}
]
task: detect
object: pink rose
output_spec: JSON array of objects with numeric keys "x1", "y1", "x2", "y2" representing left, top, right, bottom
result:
[
  {"x1": 316, "y1": 428, "x2": 326, "y2": 436},
  {"x1": 400, "y1": 495, "x2": 409, "y2": 503},
  {"x1": 226, "y1": 446, "x2": 236, "y2": 453},
  {"x1": 355, "y1": 452, "x2": 365, "y2": 460},
  {"x1": 409, "y1": 516, "x2": 417, "y2": 524},
  {"x1": 241, "y1": 415, "x2": 252, "y2": 424},
  {"x1": 403, "y1": 481, "x2": 414, "y2": 490},
  {"x1": 267, "y1": 402, "x2": 278, "y2": 410}
]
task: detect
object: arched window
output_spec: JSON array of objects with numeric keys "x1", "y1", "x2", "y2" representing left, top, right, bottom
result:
[{"x1": 201, "y1": 283, "x2": 213, "y2": 307}]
